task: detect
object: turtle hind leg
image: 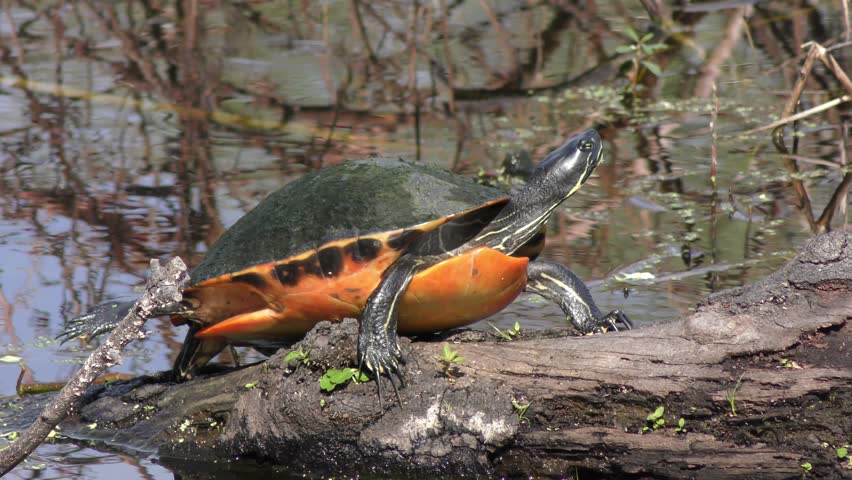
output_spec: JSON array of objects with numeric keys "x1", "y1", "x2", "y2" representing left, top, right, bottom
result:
[
  {"x1": 58, "y1": 300, "x2": 137, "y2": 343},
  {"x1": 525, "y1": 260, "x2": 632, "y2": 333},
  {"x1": 173, "y1": 324, "x2": 228, "y2": 381}
]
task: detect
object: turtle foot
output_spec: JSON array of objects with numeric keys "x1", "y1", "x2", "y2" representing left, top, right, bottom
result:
[
  {"x1": 358, "y1": 334, "x2": 407, "y2": 411},
  {"x1": 593, "y1": 309, "x2": 633, "y2": 333}
]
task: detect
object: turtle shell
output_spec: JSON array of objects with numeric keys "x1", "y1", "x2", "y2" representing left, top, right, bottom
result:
[{"x1": 190, "y1": 157, "x2": 508, "y2": 285}]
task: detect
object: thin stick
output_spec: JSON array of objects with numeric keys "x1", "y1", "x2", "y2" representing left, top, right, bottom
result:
[
  {"x1": 740, "y1": 95, "x2": 851, "y2": 136},
  {"x1": 2, "y1": 0, "x2": 23, "y2": 68},
  {"x1": 439, "y1": 0, "x2": 455, "y2": 113},
  {"x1": 837, "y1": 119, "x2": 849, "y2": 230},
  {"x1": 0, "y1": 258, "x2": 188, "y2": 476},
  {"x1": 349, "y1": 0, "x2": 377, "y2": 64},
  {"x1": 815, "y1": 172, "x2": 852, "y2": 231},
  {"x1": 477, "y1": 0, "x2": 517, "y2": 74},
  {"x1": 710, "y1": 83, "x2": 719, "y2": 191},
  {"x1": 814, "y1": 45, "x2": 852, "y2": 95}
]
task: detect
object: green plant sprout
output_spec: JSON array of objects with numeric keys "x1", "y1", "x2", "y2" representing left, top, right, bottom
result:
[
  {"x1": 512, "y1": 398, "x2": 531, "y2": 424},
  {"x1": 614, "y1": 26, "x2": 667, "y2": 93},
  {"x1": 319, "y1": 368, "x2": 370, "y2": 393},
  {"x1": 779, "y1": 358, "x2": 801, "y2": 369},
  {"x1": 438, "y1": 343, "x2": 465, "y2": 382},
  {"x1": 801, "y1": 461, "x2": 812, "y2": 476},
  {"x1": 642, "y1": 406, "x2": 666, "y2": 433},
  {"x1": 490, "y1": 321, "x2": 521, "y2": 341},
  {"x1": 837, "y1": 446, "x2": 851, "y2": 467},
  {"x1": 284, "y1": 347, "x2": 312, "y2": 366},
  {"x1": 674, "y1": 417, "x2": 686, "y2": 433},
  {"x1": 725, "y1": 373, "x2": 745, "y2": 416}
]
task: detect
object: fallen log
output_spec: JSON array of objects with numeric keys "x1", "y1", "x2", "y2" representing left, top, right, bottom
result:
[{"x1": 2, "y1": 231, "x2": 851, "y2": 479}]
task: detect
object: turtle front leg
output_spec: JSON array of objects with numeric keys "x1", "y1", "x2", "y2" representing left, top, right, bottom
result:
[
  {"x1": 359, "y1": 254, "x2": 430, "y2": 409},
  {"x1": 525, "y1": 260, "x2": 632, "y2": 333}
]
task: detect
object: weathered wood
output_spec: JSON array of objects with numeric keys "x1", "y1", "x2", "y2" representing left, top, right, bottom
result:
[
  {"x1": 2, "y1": 232, "x2": 850, "y2": 479},
  {"x1": 0, "y1": 257, "x2": 189, "y2": 477}
]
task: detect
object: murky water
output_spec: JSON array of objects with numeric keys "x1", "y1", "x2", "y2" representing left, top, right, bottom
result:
[{"x1": 0, "y1": 1, "x2": 849, "y2": 478}]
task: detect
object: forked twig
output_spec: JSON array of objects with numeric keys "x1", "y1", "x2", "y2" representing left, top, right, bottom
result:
[{"x1": 0, "y1": 258, "x2": 188, "y2": 476}]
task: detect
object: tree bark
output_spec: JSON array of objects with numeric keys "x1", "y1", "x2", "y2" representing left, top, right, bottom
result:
[{"x1": 2, "y1": 232, "x2": 851, "y2": 479}]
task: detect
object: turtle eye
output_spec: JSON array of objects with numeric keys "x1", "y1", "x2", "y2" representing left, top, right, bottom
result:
[{"x1": 579, "y1": 140, "x2": 595, "y2": 152}]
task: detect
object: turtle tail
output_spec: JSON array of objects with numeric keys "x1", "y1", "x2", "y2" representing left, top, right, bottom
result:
[{"x1": 172, "y1": 324, "x2": 227, "y2": 381}]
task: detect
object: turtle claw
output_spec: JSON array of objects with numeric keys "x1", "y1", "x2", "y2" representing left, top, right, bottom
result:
[
  {"x1": 594, "y1": 309, "x2": 633, "y2": 333},
  {"x1": 357, "y1": 336, "x2": 406, "y2": 411}
]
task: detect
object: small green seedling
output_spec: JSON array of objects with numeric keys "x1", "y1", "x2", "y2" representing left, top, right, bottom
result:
[
  {"x1": 438, "y1": 343, "x2": 465, "y2": 382},
  {"x1": 319, "y1": 368, "x2": 369, "y2": 393},
  {"x1": 779, "y1": 358, "x2": 801, "y2": 369},
  {"x1": 801, "y1": 461, "x2": 812, "y2": 476},
  {"x1": 674, "y1": 417, "x2": 686, "y2": 433},
  {"x1": 490, "y1": 321, "x2": 521, "y2": 341},
  {"x1": 614, "y1": 26, "x2": 667, "y2": 93},
  {"x1": 642, "y1": 406, "x2": 666, "y2": 433},
  {"x1": 284, "y1": 347, "x2": 311, "y2": 366},
  {"x1": 725, "y1": 373, "x2": 745, "y2": 416},
  {"x1": 512, "y1": 398, "x2": 531, "y2": 425},
  {"x1": 244, "y1": 381, "x2": 258, "y2": 389},
  {"x1": 837, "y1": 446, "x2": 851, "y2": 467}
]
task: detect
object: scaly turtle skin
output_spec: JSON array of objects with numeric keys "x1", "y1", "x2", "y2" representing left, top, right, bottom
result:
[{"x1": 62, "y1": 129, "x2": 631, "y2": 405}]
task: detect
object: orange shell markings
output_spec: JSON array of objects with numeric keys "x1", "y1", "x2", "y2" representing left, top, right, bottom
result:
[{"x1": 187, "y1": 241, "x2": 528, "y2": 345}]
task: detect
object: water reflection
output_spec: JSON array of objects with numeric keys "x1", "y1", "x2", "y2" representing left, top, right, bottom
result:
[{"x1": 0, "y1": 0, "x2": 849, "y2": 478}]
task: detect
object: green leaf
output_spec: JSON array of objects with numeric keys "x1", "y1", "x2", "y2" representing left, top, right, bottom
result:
[
  {"x1": 319, "y1": 375, "x2": 335, "y2": 392},
  {"x1": 837, "y1": 447, "x2": 848, "y2": 459},
  {"x1": 442, "y1": 343, "x2": 462, "y2": 362},
  {"x1": 678, "y1": 418, "x2": 685, "y2": 428},
  {"x1": 647, "y1": 406, "x2": 665, "y2": 420},
  {"x1": 320, "y1": 368, "x2": 357, "y2": 392},
  {"x1": 284, "y1": 350, "x2": 303, "y2": 363},
  {"x1": 326, "y1": 368, "x2": 356, "y2": 384},
  {"x1": 614, "y1": 45, "x2": 635, "y2": 54},
  {"x1": 624, "y1": 26, "x2": 639, "y2": 42},
  {"x1": 0, "y1": 355, "x2": 21, "y2": 363},
  {"x1": 640, "y1": 32, "x2": 654, "y2": 43},
  {"x1": 641, "y1": 61, "x2": 662, "y2": 77}
]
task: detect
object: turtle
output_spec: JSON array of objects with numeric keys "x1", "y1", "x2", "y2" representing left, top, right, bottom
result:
[{"x1": 62, "y1": 129, "x2": 631, "y2": 403}]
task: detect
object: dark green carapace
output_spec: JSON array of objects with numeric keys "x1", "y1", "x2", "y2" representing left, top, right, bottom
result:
[{"x1": 191, "y1": 158, "x2": 506, "y2": 284}]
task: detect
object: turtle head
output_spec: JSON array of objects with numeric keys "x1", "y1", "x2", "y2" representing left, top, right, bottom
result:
[
  {"x1": 530, "y1": 129, "x2": 603, "y2": 202},
  {"x1": 466, "y1": 129, "x2": 604, "y2": 254}
]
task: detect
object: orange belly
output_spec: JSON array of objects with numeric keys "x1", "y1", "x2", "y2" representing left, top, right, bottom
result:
[
  {"x1": 192, "y1": 246, "x2": 528, "y2": 345},
  {"x1": 398, "y1": 247, "x2": 529, "y2": 333}
]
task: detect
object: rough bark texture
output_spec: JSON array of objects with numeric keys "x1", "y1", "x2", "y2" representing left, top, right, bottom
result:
[{"x1": 3, "y1": 232, "x2": 851, "y2": 479}]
